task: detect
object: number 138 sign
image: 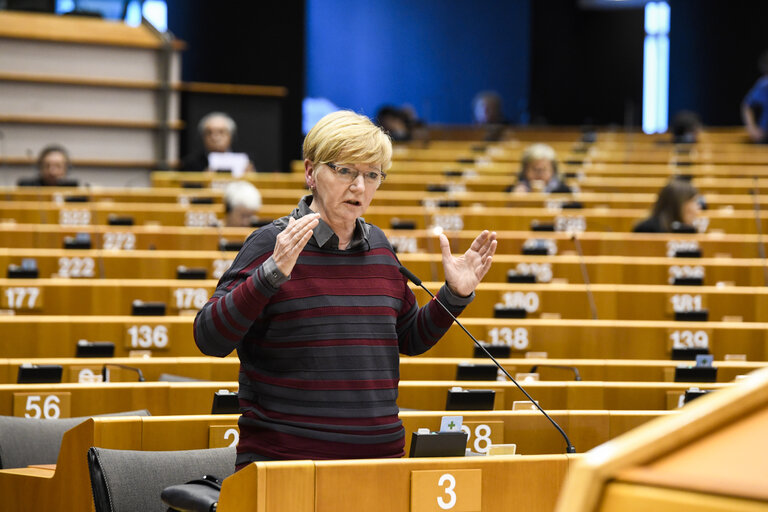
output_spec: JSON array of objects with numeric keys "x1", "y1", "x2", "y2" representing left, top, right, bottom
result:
[{"x1": 411, "y1": 469, "x2": 481, "y2": 512}]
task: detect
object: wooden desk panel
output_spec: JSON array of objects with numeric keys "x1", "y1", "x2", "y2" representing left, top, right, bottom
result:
[
  {"x1": 396, "y1": 381, "x2": 729, "y2": 412},
  {"x1": 0, "y1": 382, "x2": 238, "y2": 417},
  {"x1": 0, "y1": 278, "x2": 216, "y2": 315},
  {"x1": 398, "y1": 358, "x2": 765, "y2": 384},
  {"x1": 1, "y1": 356, "x2": 761, "y2": 385},
  {"x1": 399, "y1": 410, "x2": 672, "y2": 456},
  {"x1": 2, "y1": 248, "x2": 767, "y2": 286},
  {"x1": 0, "y1": 224, "x2": 764, "y2": 262},
  {"x1": 1, "y1": 278, "x2": 766, "y2": 321},
  {"x1": 151, "y1": 170, "x2": 768, "y2": 196},
  {"x1": 414, "y1": 282, "x2": 768, "y2": 322},
  {"x1": 1, "y1": 316, "x2": 766, "y2": 361},
  {"x1": 7, "y1": 184, "x2": 768, "y2": 211}
]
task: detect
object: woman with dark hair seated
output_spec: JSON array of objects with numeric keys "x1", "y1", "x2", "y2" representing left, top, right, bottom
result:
[{"x1": 633, "y1": 178, "x2": 702, "y2": 233}]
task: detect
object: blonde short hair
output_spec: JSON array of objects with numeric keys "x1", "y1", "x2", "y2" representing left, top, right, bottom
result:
[
  {"x1": 521, "y1": 143, "x2": 557, "y2": 169},
  {"x1": 303, "y1": 110, "x2": 392, "y2": 171}
]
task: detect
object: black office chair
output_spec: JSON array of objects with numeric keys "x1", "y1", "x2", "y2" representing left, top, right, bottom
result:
[{"x1": 88, "y1": 446, "x2": 235, "y2": 512}]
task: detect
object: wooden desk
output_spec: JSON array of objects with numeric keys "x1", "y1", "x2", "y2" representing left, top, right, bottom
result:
[
  {"x1": 0, "y1": 278, "x2": 766, "y2": 320},
  {"x1": 149, "y1": 170, "x2": 768, "y2": 196},
  {"x1": 1, "y1": 356, "x2": 761, "y2": 385},
  {"x1": 396, "y1": 381, "x2": 729, "y2": 412},
  {"x1": 10, "y1": 184, "x2": 768, "y2": 211},
  {"x1": 0, "y1": 315, "x2": 766, "y2": 360},
  {"x1": 413, "y1": 281, "x2": 768, "y2": 322},
  {"x1": 3, "y1": 248, "x2": 768, "y2": 286},
  {"x1": 398, "y1": 358, "x2": 765, "y2": 384},
  {"x1": 399, "y1": 410, "x2": 671, "y2": 456},
  {"x1": 5, "y1": 199, "x2": 761, "y2": 234},
  {"x1": 218, "y1": 454, "x2": 576, "y2": 512},
  {"x1": 0, "y1": 381, "x2": 238, "y2": 417},
  {"x1": 0, "y1": 356, "x2": 239, "y2": 384},
  {"x1": 555, "y1": 368, "x2": 768, "y2": 512},
  {"x1": 0, "y1": 224, "x2": 764, "y2": 261}
]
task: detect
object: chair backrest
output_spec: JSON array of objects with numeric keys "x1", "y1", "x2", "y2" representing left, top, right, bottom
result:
[
  {"x1": 88, "y1": 446, "x2": 236, "y2": 512},
  {"x1": 0, "y1": 409, "x2": 150, "y2": 469}
]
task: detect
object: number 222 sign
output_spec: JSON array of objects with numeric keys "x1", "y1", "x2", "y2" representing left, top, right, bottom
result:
[{"x1": 411, "y1": 469, "x2": 481, "y2": 512}]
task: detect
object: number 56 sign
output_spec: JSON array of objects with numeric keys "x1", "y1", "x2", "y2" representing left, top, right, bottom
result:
[{"x1": 411, "y1": 469, "x2": 481, "y2": 512}]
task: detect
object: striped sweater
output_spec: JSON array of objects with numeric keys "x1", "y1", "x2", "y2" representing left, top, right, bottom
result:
[{"x1": 194, "y1": 196, "x2": 473, "y2": 462}]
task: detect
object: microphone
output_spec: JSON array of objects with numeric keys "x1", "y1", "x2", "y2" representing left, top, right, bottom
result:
[
  {"x1": 102, "y1": 363, "x2": 145, "y2": 382},
  {"x1": 570, "y1": 234, "x2": 598, "y2": 320},
  {"x1": 751, "y1": 177, "x2": 768, "y2": 287},
  {"x1": 398, "y1": 265, "x2": 576, "y2": 453}
]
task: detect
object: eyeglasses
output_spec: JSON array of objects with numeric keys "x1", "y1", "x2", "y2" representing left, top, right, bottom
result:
[{"x1": 326, "y1": 163, "x2": 386, "y2": 188}]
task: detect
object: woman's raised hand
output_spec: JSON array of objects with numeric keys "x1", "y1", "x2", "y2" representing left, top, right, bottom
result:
[
  {"x1": 440, "y1": 230, "x2": 497, "y2": 297},
  {"x1": 272, "y1": 214, "x2": 321, "y2": 276}
]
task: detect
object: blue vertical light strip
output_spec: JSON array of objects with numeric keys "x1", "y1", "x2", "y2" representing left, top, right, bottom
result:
[
  {"x1": 642, "y1": 1, "x2": 670, "y2": 134},
  {"x1": 656, "y1": 34, "x2": 669, "y2": 133},
  {"x1": 643, "y1": 35, "x2": 658, "y2": 133}
]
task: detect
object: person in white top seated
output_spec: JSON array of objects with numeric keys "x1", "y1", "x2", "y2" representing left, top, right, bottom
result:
[
  {"x1": 181, "y1": 112, "x2": 255, "y2": 174},
  {"x1": 224, "y1": 181, "x2": 263, "y2": 228}
]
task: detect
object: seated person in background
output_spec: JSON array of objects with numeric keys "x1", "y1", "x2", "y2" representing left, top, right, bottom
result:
[
  {"x1": 472, "y1": 91, "x2": 508, "y2": 141},
  {"x1": 670, "y1": 110, "x2": 702, "y2": 144},
  {"x1": 472, "y1": 91, "x2": 506, "y2": 125},
  {"x1": 18, "y1": 144, "x2": 77, "y2": 186},
  {"x1": 633, "y1": 178, "x2": 701, "y2": 233},
  {"x1": 375, "y1": 105, "x2": 412, "y2": 142},
  {"x1": 742, "y1": 49, "x2": 768, "y2": 143},
  {"x1": 181, "y1": 112, "x2": 255, "y2": 173},
  {"x1": 223, "y1": 181, "x2": 263, "y2": 228},
  {"x1": 512, "y1": 143, "x2": 571, "y2": 193}
]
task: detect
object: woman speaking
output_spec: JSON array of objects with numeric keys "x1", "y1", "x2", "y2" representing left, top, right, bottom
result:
[{"x1": 194, "y1": 110, "x2": 497, "y2": 466}]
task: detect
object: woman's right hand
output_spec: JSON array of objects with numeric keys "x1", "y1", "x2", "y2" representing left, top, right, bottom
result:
[{"x1": 272, "y1": 213, "x2": 320, "y2": 276}]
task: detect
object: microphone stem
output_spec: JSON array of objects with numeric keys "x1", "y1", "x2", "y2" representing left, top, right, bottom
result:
[
  {"x1": 751, "y1": 177, "x2": 768, "y2": 287},
  {"x1": 417, "y1": 283, "x2": 576, "y2": 454},
  {"x1": 572, "y1": 235, "x2": 598, "y2": 320}
]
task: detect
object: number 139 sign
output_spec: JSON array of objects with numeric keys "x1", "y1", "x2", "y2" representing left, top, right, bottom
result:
[{"x1": 411, "y1": 469, "x2": 481, "y2": 512}]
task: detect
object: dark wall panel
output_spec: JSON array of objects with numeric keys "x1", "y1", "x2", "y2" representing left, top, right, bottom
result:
[
  {"x1": 166, "y1": 0, "x2": 304, "y2": 170},
  {"x1": 529, "y1": 1, "x2": 644, "y2": 126},
  {"x1": 669, "y1": 0, "x2": 768, "y2": 126}
]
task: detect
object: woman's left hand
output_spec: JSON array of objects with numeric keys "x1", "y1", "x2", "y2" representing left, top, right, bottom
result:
[{"x1": 440, "y1": 230, "x2": 497, "y2": 297}]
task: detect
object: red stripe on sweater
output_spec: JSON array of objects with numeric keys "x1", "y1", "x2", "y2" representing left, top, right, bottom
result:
[
  {"x1": 237, "y1": 428, "x2": 405, "y2": 460},
  {"x1": 244, "y1": 370, "x2": 398, "y2": 390},
  {"x1": 276, "y1": 279, "x2": 403, "y2": 302},
  {"x1": 256, "y1": 337, "x2": 397, "y2": 349},
  {"x1": 271, "y1": 305, "x2": 397, "y2": 322},
  {"x1": 241, "y1": 402, "x2": 400, "y2": 427},
  {"x1": 209, "y1": 299, "x2": 242, "y2": 342}
]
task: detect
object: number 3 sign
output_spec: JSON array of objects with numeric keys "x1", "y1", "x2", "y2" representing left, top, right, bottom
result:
[{"x1": 411, "y1": 469, "x2": 481, "y2": 512}]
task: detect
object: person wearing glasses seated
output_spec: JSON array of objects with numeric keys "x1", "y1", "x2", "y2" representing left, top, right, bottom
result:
[
  {"x1": 180, "y1": 111, "x2": 255, "y2": 173},
  {"x1": 633, "y1": 178, "x2": 702, "y2": 233},
  {"x1": 17, "y1": 144, "x2": 78, "y2": 187},
  {"x1": 510, "y1": 143, "x2": 571, "y2": 194},
  {"x1": 194, "y1": 110, "x2": 497, "y2": 465}
]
